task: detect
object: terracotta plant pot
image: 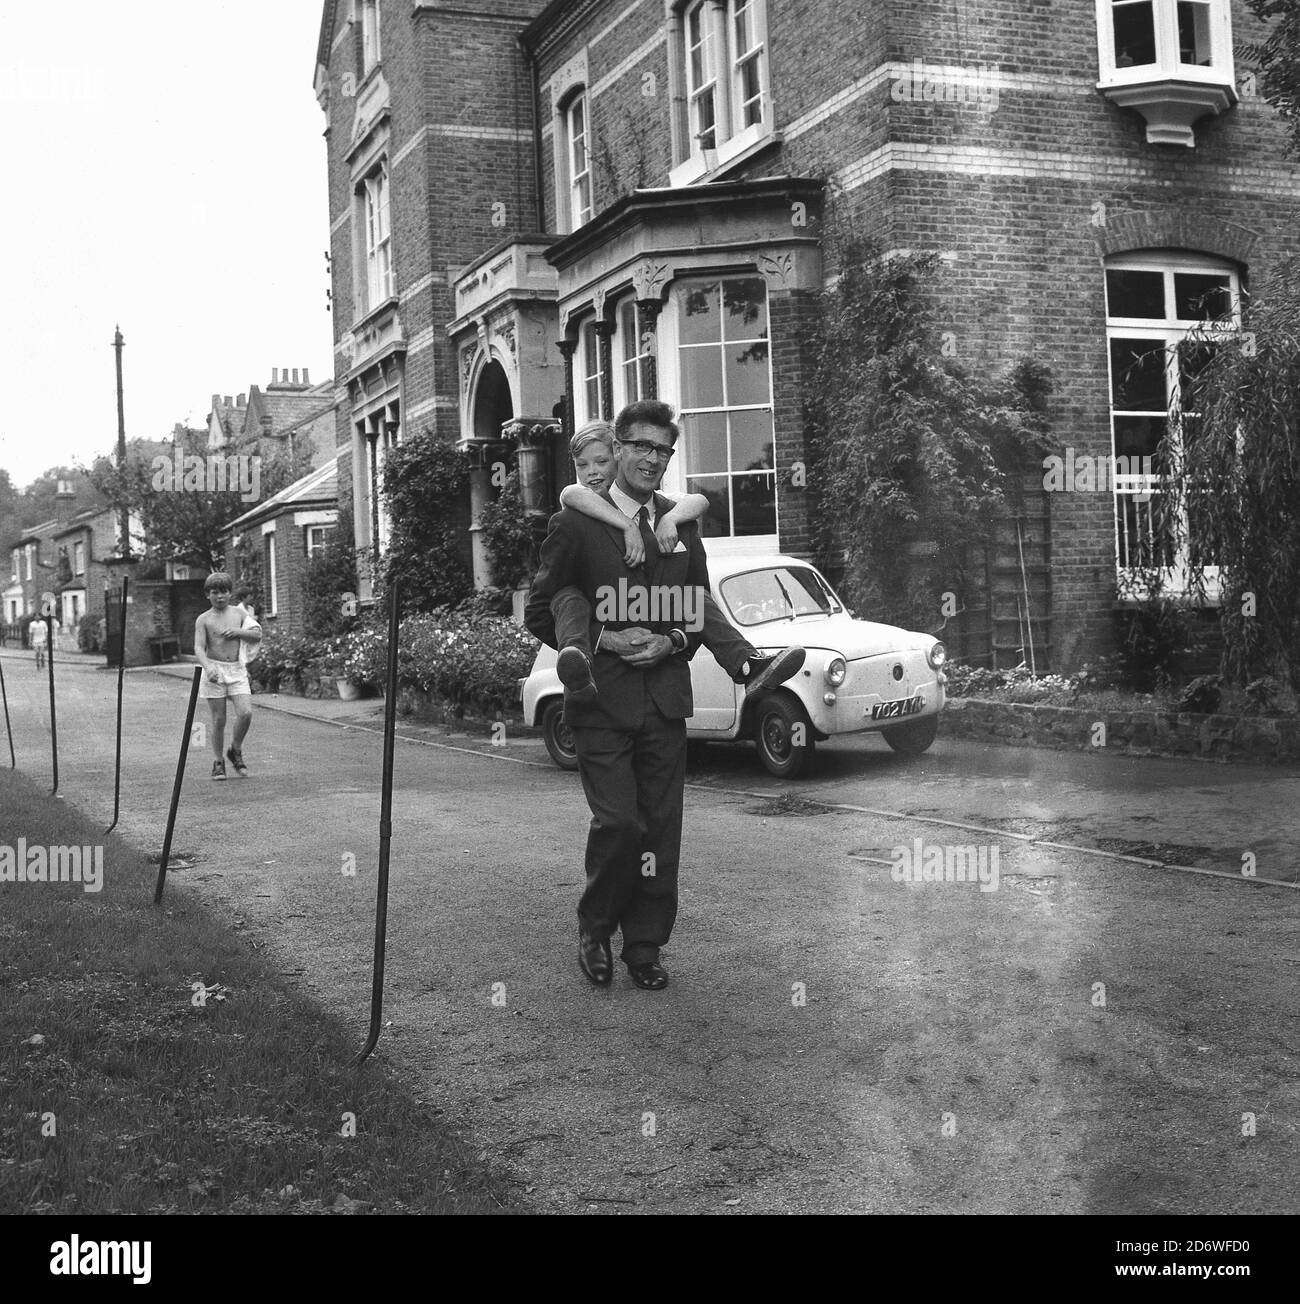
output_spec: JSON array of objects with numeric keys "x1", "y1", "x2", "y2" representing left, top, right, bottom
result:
[{"x1": 337, "y1": 679, "x2": 362, "y2": 701}]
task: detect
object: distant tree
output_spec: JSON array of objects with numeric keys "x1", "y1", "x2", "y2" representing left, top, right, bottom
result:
[
  {"x1": 0, "y1": 469, "x2": 19, "y2": 544},
  {"x1": 88, "y1": 430, "x2": 311, "y2": 572},
  {"x1": 8, "y1": 467, "x2": 107, "y2": 535}
]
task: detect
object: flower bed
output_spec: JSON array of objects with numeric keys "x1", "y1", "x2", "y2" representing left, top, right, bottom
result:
[{"x1": 249, "y1": 608, "x2": 539, "y2": 718}]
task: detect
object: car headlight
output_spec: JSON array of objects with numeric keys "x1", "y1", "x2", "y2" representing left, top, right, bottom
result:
[
  {"x1": 927, "y1": 642, "x2": 946, "y2": 670},
  {"x1": 825, "y1": 656, "x2": 847, "y2": 687}
]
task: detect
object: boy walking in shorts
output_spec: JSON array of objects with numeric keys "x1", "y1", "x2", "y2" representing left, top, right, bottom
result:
[{"x1": 195, "y1": 572, "x2": 261, "y2": 780}]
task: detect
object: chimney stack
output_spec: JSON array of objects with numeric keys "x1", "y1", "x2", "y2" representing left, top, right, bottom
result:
[
  {"x1": 224, "y1": 395, "x2": 232, "y2": 407},
  {"x1": 303, "y1": 367, "x2": 310, "y2": 384},
  {"x1": 292, "y1": 368, "x2": 300, "y2": 384},
  {"x1": 54, "y1": 479, "x2": 76, "y2": 525},
  {"x1": 211, "y1": 393, "x2": 221, "y2": 412},
  {"x1": 237, "y1": 393, "x2": 246, "y2": 407},
  {"x1": 271, "y1": 368, "x2": 278, "y2": 383}
]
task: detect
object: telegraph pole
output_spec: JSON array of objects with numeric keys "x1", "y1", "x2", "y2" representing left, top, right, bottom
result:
[{"x1": 113, "y1": 326, "x2": 132, "y2": 561}]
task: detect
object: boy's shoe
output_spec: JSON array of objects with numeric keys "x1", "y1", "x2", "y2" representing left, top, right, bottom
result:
[
  {"x1": 211, "y1": 759, "x2": 227, "y2": 781},
  {"x1": 742, "y1": 646, "x2": 806, "y2": 697},
  {"x1": 226, "y1": 746, "x2": 248, "y2": 776},
  {"x1": 557, "y1": 647, "x2": 597, "y2": 702}
]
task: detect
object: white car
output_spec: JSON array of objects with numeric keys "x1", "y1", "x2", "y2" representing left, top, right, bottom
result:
[{"x1": 520, "y1": 553, "x2": 947, "y2": 778}]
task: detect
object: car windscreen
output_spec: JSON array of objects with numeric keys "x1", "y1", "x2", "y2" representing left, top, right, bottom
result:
[{"x1": 719, "y1": 567, "x2": 841, "y2": 626}]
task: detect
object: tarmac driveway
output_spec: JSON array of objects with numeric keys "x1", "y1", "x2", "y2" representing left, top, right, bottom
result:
[{"x1": 2, "y1": 650, "x2": 1297, "y2": 1214}]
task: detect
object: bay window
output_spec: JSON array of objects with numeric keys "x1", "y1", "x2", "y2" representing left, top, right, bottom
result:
[{"x1": 1096, "y1": 0, "x2": 1236, "y2": 146}]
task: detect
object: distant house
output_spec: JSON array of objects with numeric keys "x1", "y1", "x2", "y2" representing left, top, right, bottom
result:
[
  {"x1": 239, "y1": 368, "x2": 335, "y2": 472},
  {"x1": 51, "y1": 501, "x2": 128, "y2": 647},
  {"x1": 7, "y1": 524, "x2": 53, "y2": 632},
  {"x1": 220, "y1": 451, "x2": 342, "y2": 637},
  {"x1": 206, "y1": 392, "x2": 249, "y2": 451},
  {"x1": 3, "y1": 481, "x2": 142, "y2": 648}
]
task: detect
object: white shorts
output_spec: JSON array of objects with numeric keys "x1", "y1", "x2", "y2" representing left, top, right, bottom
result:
[{"x1": 199, "y1": 660, "x2": 251, "y2": 700}]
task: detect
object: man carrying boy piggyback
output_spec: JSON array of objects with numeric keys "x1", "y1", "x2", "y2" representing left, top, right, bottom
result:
[{"x1": 195, "y1": 572, "x2": 261, "y2": 780}]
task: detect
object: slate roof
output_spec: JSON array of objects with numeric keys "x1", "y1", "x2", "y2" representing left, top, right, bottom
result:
[
  {"x1": 221, "y1": 450, "x2": 341, "y2": 535},
  {"x1": 244, "y1": 382, "x2": 334, "y2": 442}
]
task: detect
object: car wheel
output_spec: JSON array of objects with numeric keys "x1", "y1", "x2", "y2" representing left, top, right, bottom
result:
[
  {"x1": 754, "y1": 694, "x2": 815, "y2": 779},
  {"x1": 541, "y1": 698, "x2": 579, "y2": 771},
  {"x1": 882, "y1": 713, "x2": 939, "y2": 755}
]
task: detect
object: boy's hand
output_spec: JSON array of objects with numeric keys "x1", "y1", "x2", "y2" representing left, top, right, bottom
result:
[
  {"x1": 654, "y1": 520, "x2": 679, "y2": 554},
  {"x1": 206, "y1": 667, "x2": 222, "y2": 685},
  {"x1": 623, "y1": 523, "x2": 645, "y2": 567}
]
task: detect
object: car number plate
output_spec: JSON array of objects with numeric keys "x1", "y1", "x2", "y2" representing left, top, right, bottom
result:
[{"x1": 871, "y1": 695, "x2": 923, "y2": 720}]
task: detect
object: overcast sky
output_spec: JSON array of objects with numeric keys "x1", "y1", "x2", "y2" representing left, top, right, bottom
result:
[{"x1": 0, "y1": 0, "x2": 333, "y2": 491}]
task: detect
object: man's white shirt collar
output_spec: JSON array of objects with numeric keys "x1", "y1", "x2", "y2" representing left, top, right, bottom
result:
[{"x1": 609, "y1": 480, "x2": 654, "y2": 526}]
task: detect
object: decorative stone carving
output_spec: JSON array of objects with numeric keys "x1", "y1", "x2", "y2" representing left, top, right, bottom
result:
[
  {"x1": 758, "y1": 250, "x2": 794, "y2": 289},
  {"x1": 632, "y1": 260, "x2": 670, "y2": 302}
]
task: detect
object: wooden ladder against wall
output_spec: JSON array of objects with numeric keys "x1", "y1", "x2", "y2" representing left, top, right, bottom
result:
[
  {"x1": 932, "y1": 481, "x2": 1052, "y2": 673},
  {"x1": 989, "y1": 483, "x2": 1052, "y2": 672}
]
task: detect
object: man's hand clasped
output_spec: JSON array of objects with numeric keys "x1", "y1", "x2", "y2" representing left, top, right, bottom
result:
[{"x1": 601, "y1": 626, "x2": 674, "y2": 668}]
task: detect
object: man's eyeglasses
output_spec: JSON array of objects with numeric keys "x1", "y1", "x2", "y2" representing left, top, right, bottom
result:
[{"x1": 618, "y1": 439, "x2": 676, "y2": 462}]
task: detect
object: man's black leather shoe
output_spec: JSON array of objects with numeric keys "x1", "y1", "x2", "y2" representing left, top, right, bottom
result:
[
  {"x1": 742, "y1": 646, "x2": 806, "y2": 697},
  {"x1": 628, "y1": 961, "x2": 669, "y2": 990},
  {"x1": 579, "y1": 931, "x2": 612, "y2": 986}
]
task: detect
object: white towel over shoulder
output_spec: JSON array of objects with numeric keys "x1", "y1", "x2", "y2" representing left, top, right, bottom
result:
[{"x1": 234, "y1": 605, "x2": 262, "y2": 665}]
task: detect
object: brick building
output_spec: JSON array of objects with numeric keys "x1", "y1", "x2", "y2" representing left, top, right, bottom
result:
[
  {"x1": 314, "y1": 0, "x2": 1300, "y2": 668},
  {"x1": 5, "y1": 483, "x2": 138, "y2": 648},
  {"x1": 207, "y1": 368, "x2": 336, "y2": 473},
  {"x1": 222, "y1": 452, "x2": 343, "y2": 637}
]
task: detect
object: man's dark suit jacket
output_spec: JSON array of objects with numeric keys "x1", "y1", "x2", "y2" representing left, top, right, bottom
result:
[{"x1": 524, "y1": 490, "x2": 711, "y2": 731}]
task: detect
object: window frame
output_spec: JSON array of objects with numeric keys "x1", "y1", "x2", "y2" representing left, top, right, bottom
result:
[
  {"x1": 73, "y1": 541, "x2": 85, "y2": 575},
  {"x1": 1096, "y1": 0, "x2": 1233, "y2": 85},
  {"x1": 685, "y1": 0, "x2": 722, "y2": 153},
  {"x1": 356, "y1": 403, "x2": 400, "y2": 559},
  {"x1": 264, "y1": 531, "x2": 278, "y2": 617},
  {"x1": 1104, "y1": 251, "x2": 1239, "y2": 599},
  {"x1": 672, "y1": 0, "x2": 773, "y2": 185},
  {"x1": 659, "y1": 274, "x2": 778, "y2": 547},
  {"x1": 361, "y1": 0, "x2": 382, "y2": 75},
  {"x1": 613, "y1": 298, "x2": 652, "y2": 411},
  {"x1": 567, "y1": 92, "x2": 593, "y2": 230},
  {"x1": 574, "y1": 317, "x2": 606, "y2": 427},
  {"x1": 729, "y1": 0, "x2": 768, "y2": 133},
  {"x1": 359, "y1": 164, "x2": 393, "y2": 313},
  {"x1": 305, "y1": 524, "x2": 333, "y2": 561}
]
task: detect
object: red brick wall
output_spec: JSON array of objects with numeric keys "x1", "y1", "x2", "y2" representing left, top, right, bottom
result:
[
  {"x1": 322, "y1": 0, "x2": 1300, "y2": 667},
  {"x1": 527, "y1": 0, "x2": 1300, "y2": 667}
]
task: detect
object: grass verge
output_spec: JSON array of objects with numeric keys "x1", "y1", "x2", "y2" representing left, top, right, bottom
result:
[{"x1": 0, "y1": 769, "x2": 517, "y2": 1214}]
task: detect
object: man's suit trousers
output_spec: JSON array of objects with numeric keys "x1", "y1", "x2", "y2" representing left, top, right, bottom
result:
[{"x1": 573, "y1": 700, "x2": 686, "y2": 966}]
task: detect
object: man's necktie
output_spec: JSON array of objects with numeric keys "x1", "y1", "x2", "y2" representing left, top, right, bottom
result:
[{"x1": 636, "y1": 505, "x2": 658, "y2": 569}]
